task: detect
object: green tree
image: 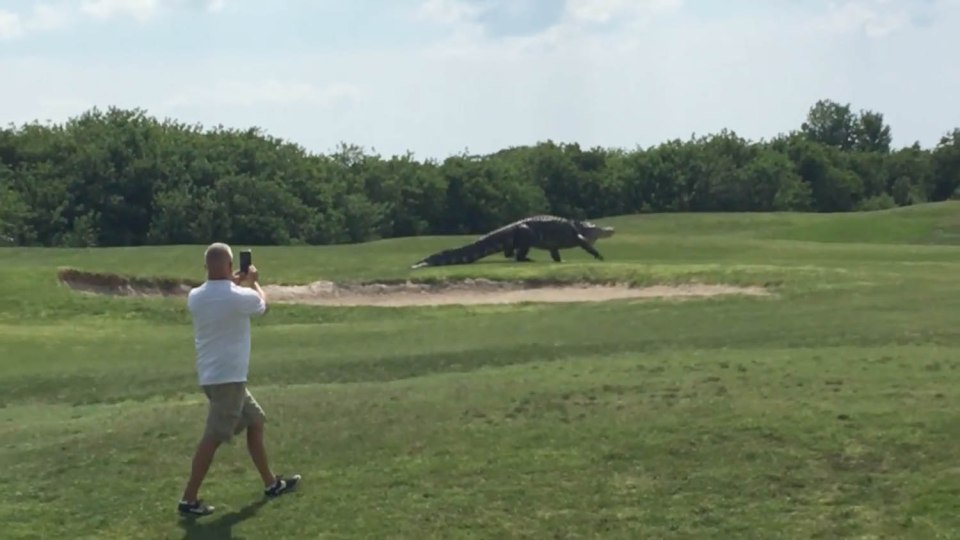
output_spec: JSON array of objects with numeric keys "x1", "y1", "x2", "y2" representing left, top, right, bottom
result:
[
  {"x1": 801, "y1": 99, "x2": 857, "y2": 151},
  {"x1": 931, "y1": 129, "x2": 960, "y2": 200},
  {"x1": 0, "y1": 163, "x2": 32, "y2": 243},
  {"x1": 853, "y1": 110, "x2": 892, "y2": 153},
  {"x1": 0, "y1": 100, "x2": 955, "y2": 247}
]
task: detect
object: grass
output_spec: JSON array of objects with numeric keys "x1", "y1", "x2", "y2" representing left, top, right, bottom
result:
[{"x1": 2, "y1": 201, "x2": 960, "y2": 538}]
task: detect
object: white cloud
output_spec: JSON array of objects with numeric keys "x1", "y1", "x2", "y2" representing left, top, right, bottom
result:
[
  {"x1": 819, "y1": 0, "x2": 912, "y2": 37},
  {"x1": 416, "y1": 0, "x2": 488, "y2": 24},
  {"x1": 0, "y1": 3, "x2": 76, "y2": 40},
  {"x1": 416, "y1": 0, "x2": 685, "y2": 57},
  {"x1": 0, "y1": 0, "x2": 226, "y2": 38},
  {"x1": 164, "y1": 79, "x2": 365, "y2": 109},
  {"x1": 383, "y1": 0, "x2": 960, "y2": 157},
  {"x1": 0, "y1": 10, "x2": 24, "y2": 40},
  {"x1": 564, "y1": 0, "x2": 681, "y2": 25},
  {"x1": 80, "y1": 0, "x2": 160, "y2": 21},
  {"x1": 28, "y1": 3, "x2": 74, "y2": 32},
  {"x1": 415, "y1": 0, "x2": 683, "y2": 30},
  {"x1": 80, "y1": 0, "x2": 226, "y2": 22},
  {"x1": 1, "y1": 0, "x2": 958, "y2": 160}
]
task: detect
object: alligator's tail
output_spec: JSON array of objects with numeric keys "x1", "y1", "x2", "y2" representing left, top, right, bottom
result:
[{"x1": 410, "y1": 229, "x2": 513, "y2": 269}]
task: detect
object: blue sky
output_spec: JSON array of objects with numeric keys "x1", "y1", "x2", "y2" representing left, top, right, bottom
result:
[{"x1": 1, "y1": 0, "x2": 957, "y2": 159}]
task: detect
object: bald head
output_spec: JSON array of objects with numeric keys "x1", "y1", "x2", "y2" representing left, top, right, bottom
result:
[{"x1": 204, "y1": 242, "x2": 233, "y2": 279}]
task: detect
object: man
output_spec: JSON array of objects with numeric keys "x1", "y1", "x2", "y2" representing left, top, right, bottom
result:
[{"x1": 177, "y1": 242, "x2": 300, "y2": 517}]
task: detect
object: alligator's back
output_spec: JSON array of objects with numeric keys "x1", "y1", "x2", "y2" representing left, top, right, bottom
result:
[
  {"x1": 476, "y1": 215, "x2": 558, "y2": 238},
  {"x1": 409, "y1": 214, "x2": 605, "y2": 269},
  {"x1": 516, "y1": 215, "x2": 586, "y2": 247}
]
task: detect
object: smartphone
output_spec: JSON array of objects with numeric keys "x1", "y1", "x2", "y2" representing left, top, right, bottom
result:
[{"x1": 239, "y1": 249, "x2": 252, "y2": 273}]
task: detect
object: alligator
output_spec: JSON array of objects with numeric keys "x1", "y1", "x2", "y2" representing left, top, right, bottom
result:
[{"x1": 410, "y1": 215, "x2": 615, "y2": 269}]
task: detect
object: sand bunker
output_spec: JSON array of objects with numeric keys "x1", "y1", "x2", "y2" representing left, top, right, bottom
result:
[
  {"x1": 57, "y1": 268, "x2": 771, "y2": 307},
  {"x1": 260, "y1": 279, "x2": 771, "y2": 306},
  {"x1": 57, "y1": 268, "x2": 196, "y2": 297}
]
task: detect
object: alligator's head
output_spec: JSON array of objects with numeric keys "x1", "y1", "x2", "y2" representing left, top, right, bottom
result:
[{"x1": 576, "y1": 220, "x2": 615, "y2": 244}]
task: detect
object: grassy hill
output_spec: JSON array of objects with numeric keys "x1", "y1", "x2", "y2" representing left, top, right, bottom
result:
[{"x1": 2, "y1": 203, "x2": 960, "y2": 538}]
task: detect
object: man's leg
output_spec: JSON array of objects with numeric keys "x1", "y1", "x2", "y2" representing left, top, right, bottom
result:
[
  {"x1": 181, "y1": 437, "x2": 221, "y2": 503},
  {"x1": 247, "y1": 418, "x2": 277, "y2": 486},
  {"x1": 241, "y1": 389, "x2": 276, "y2": 487},
  {"x1": 240, "y1": 387, "x2": 300, "y2": 497},
  {"x1": 178, "y1": 383, "x2": 245, "y2": 516}
]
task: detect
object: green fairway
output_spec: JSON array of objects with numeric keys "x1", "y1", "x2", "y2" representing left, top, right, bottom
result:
[{"x1": 3, "y1": 202, "x2": 960, "y2": 539}]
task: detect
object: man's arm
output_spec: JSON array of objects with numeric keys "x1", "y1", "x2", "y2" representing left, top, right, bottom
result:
[
  {"x1": 250, "y1": 281, "x2": 268, "y2": 315},
  {"x1": 236, "y1": 265, "x2": 268, "y2": 315},
  {"x1": 237, "y1": 285, "x2": 267, "y2": 316}
]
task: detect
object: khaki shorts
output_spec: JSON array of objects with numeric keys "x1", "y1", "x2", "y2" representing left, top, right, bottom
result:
[{"x1": 201, "y1": 382, "x2": 266, "y2": 443}]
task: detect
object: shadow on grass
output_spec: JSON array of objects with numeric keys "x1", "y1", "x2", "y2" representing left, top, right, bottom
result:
[{"x1": 178, "y1": 498, "x2": 267, "y2": 540}]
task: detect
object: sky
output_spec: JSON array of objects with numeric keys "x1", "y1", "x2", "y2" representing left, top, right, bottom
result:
[{"x1": 1, "y1": 0, "x2": 958, "y2": 160}]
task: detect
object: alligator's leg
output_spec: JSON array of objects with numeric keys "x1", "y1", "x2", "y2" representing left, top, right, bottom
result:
[
  {"x1": 513, "y1": 224, "x2": 536, "y2": 262},
  {"x1": 549, "y1": 248, "x2": 562, "y2": 262},
  {"x1": 503, "y1": 245, "x2": 514, "y2": 258},
  {"x1": 574, "y1": 233, "x2": 604, "y2": 260}
]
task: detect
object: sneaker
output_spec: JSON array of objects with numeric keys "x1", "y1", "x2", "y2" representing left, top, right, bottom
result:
[
  {"x1": 178, "y1": 499, "x2": 215, "y2": 516},
  {"x1": 264, "y1": 474, "x2": 301, "y2": 497}
]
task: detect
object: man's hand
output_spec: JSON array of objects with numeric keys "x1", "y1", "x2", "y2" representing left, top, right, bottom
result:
[
  {"x1": 244, "y1": 264, "x2": 259, "y2": 285},
  {"x1": 245, "y1": 265, "x2": 267, "y2": 309},
  {"x1": 233, "y1": 265, "x2": 260, "y2": 287}
]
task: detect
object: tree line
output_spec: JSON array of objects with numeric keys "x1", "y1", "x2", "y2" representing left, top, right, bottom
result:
[{"x1": 0, "y1": 99, "x2": 958, "y2": 247}]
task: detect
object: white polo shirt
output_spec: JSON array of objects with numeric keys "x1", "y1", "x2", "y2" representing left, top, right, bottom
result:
[{"x1": 186, "y1": 279, "x2": 267, "y2": 386}]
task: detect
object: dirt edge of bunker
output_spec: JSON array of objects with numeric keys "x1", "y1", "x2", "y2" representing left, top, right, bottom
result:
[{"x1": 55, "y1": 267, "x2": 774, "y2": 307}]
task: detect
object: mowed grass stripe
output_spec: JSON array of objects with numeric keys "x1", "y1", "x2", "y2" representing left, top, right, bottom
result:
[
  {"x1": 3, "y1": 347, "x2": 960, "y2": 538},
  {"x1": 2, "y1": 282, "x2": 959, "y2": 407}
]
